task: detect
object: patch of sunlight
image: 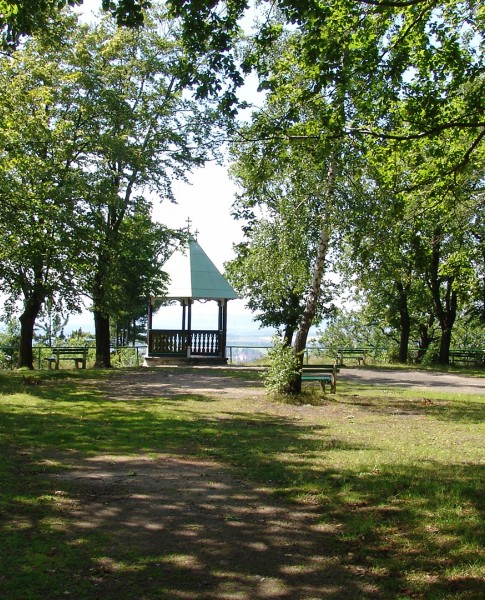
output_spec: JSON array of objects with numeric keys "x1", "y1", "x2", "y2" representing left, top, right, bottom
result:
[
  {"x1": 94, "y1": 556, "x2": 142, "y2": 573},
  {"x1": 161, "y1": 553, "x2": 204, "y2": 569}
]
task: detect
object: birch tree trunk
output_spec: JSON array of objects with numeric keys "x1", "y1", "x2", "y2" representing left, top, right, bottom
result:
[{"x1": 290, "y1": 159, "x2": 336, "y2": 393}]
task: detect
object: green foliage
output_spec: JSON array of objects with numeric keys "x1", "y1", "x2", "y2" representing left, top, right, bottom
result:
[
  {"x1": 0, "y1": 316, "x2": 20, "y2": 347},
  {"x1": 67, "y1": 328, "x2": 95, "y2": 346},
  {"x1": 452, "y1": 316, "x2": 485, "y2": 349},
  {"x1": 0, "y1": 316, "x2": 19, "y2": 369},
  {"x1": 419, "y1": 340, "x2": 441, "y2": 367},
  {"x1": 316, "y1": 307, "x2": 393, "y2": 364},
  {"x1": 318, "y1": 308, "x2": 392, "y2": 355},
  {"x1": 262, "y1": 336, "x2": 301, "y2": 395},
  {"x1": 0, "y1": 0, "x2": 149, "y2": 49},
  {"x1": 225, "y1": 218, "x2": 312, "y2": 342},
  {"x1": 227, "y1": 110, "x2": 338, "y2": 345}
]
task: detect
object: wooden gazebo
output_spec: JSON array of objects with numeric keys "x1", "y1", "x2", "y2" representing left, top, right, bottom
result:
[{"x1": 145, "y1": 236, "x2": 238, "y2": 365}]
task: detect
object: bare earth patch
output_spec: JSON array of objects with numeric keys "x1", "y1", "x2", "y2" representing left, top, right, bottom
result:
[{"x1": 48, "y1": 368, "x2": 484, "y2": 599}]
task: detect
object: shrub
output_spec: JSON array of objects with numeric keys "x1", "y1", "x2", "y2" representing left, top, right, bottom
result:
[{"x1": 262, "y1": 336, "x2": 301, "y2": 395}]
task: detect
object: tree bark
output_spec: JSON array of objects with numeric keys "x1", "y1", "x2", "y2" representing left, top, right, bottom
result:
[
  {"x1": 437, "y1": 281, "x2": 457, "y2": 364},
  {"x1": 94, "y1": 310, "x2": 112, "y2": 368},
  {"x1": 18, "y1": 304, "x2": 41, "y2": 369},
  {"x1": 416, "y1": 316, "x2": 435, "y2": 362},
  {"x1": 428, "y1": 228, "x2": 457, "y2": 364},
  {"x1": 396, "y1": 282, "x2": 411, "y2": 363},
  {"x1": 290, "y1": 160, "x2": 335, "y2": 394},
  {"x1": 283, "y1": 325, "x2": 294, "y2": 347}
]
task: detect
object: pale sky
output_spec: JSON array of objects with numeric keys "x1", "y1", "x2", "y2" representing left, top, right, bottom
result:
[{"x1": 153, "y1": 163, "x2": 243, "y2": 273}]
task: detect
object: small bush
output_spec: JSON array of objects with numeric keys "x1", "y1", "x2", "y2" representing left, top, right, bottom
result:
[{"x1": 262, "y1": 337, "x2": 301, "y2": 395}]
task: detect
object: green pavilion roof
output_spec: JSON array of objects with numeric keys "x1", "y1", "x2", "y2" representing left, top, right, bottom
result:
[{"x1": 159, "y1": 237, "x2": 238, "y2": 301}]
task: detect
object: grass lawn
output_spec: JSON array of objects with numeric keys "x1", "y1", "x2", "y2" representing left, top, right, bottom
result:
[{"x1": 0, "y1": 368, "x2": 484, "y2": 599}]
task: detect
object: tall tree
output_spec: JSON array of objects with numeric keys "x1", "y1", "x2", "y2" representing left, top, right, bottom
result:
[
  {"x1": 0, "y1": 7, "x2": 226, "y2": 368},
  {"x1": 83, "y1": 198, "x2": 175, "y2": 362},
  {"x1": 341, "y1": 122, "x2": 485, "y2": 363},
  {"x1": 71, "y1": 10, "x2": 225, "y2": 367},
  {"x1": 0, "y1": 23, "x2": 88, "y2": 368},
  {"x1": 226, "y1": 216, "x2": 330, "y2": 346},
  {"x1": 228, "y1": 104, "x2": 339, "y2": 351}
]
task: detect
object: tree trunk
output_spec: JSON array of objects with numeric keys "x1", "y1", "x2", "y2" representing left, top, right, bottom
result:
[
  {"x1": 94, "y1": 310, "x2": 112, "y2": 368},
  {"x1": 415, "y1": 316, "x2": 435, "y2": 362},
  {"x1": 290, "y1": 160, "x2": 335, "y2": 394},
  {"x1": 438, "y1": 320, "x2": 454, "y2": 365},
  {"x1": 428, "y1": 228, "x2": 457, "y2": 365},
  {"x1": 18, "y1": 294, "x2": 44, "y2": 369},
  {"x1": 283, "y1": 326, "x2": 294, "y2": 347},
  {"x1": 437, "y1": 283, "x2": 457, "y2": 364},
  {"x1": 396, "y1": 282, "x2": 411, "y2": 363}
]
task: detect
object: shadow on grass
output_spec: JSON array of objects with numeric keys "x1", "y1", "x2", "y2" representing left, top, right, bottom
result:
[{"x1": 1, "y1": 377, "x2": 484, "y2": 599}]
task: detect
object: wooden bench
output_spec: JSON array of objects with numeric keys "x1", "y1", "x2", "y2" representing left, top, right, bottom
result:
[
  {"x1": 45, "y1": 347, "x2": 88, "y2": 370},
  {"x1": 449, "y1": 350, "x2": 484, "y2": 366},
  {"x1": 335, "y1": 348, "x2": 367, "y2": 366},
  {"x1": 301, "y1": 364, "x2": 339, "y2": 393}
]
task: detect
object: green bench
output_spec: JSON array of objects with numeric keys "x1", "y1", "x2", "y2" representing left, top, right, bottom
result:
[
  {"x1": 301, "y1": 364, "x2": 339, "y2": 393},
  {"x1": 45, "y1": 347, "x2": 88, "y2": 370},
  {"x1": 449, "y1": 350, "x2": 484, "y2": 366},
  {"x1": 335, "y1": 348, "x2": 367, "y2": 366}
]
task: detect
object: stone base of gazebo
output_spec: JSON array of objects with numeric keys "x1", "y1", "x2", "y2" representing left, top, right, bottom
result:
[{"x1": 143, "y1": 356, "x2": 228, "y2": 367}]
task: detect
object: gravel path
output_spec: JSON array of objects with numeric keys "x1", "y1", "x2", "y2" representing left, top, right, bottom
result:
[{"x1": 340, "y1": 367, "x2": 485, "y2": 395}]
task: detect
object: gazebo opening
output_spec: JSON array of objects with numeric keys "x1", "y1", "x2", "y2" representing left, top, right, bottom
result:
[{"x1": 145, "y1": 234, "x2": 238, "y2": 366}]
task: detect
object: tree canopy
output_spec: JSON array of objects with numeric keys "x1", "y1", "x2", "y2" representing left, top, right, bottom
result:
[{"x1": 0, "y1": 0, "x2": 149, "y2": 48}]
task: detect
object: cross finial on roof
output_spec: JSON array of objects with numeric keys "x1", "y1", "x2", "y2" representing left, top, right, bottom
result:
[
  {"x1": 194, "y1": 228, "x2": 199, "y2": 241},
  {"x1": 185, "y1": 217, "x2": 192, "y2": 234}
]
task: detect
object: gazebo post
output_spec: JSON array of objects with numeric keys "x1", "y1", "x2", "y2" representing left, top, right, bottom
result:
[
  {"x1": 187, "y1": 300, "x2": 192, "y2": 357},
  {"x1": 147, "y1": 299, "x2": 153, "y2": 354},
  {"x1": 181, "y1": 301, "x2": 186, "y2": 330},
  {"x1": 218, "y1": 300, "x2": 223, "y2": 331},
  {"x1": 220, "y1": 300, "x2": 227, "y2": 358},
  {"x1": 187, "y1": 300, "x2": 192, "y2": 331}
]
